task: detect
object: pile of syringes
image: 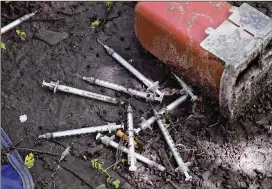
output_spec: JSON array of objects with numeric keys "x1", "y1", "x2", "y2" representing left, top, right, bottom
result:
[{"x1": 40, "y1": 39, "x2": 198, "y2": 181}]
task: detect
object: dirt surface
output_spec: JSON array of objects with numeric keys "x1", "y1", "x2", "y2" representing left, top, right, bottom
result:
[{"x1": 1, "y1": 1, "x2": 272, "y2": 189}]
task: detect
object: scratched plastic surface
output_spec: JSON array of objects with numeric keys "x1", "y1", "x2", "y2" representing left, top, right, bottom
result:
[{"x1": 135, "y1": 2, "x2": 232, "y2": 97}]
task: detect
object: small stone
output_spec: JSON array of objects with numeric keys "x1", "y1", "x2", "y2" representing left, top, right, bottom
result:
[
  {"x1": 19, "y1": 114, "x2": 27, "y2": 123},
  {"x1": 34, "y1": 30, "x2": 69, "y2": 46}
]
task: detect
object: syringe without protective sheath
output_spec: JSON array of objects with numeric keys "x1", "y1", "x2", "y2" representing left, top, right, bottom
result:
[
  {"x1": 97, "y1": 39, "x2": 164, "y2": 99},
  {"x1": 1, "y1": 11, "x2": 37, "y2": 35},
  {"x1": 82, "y1": 76, "x2": 162, "y2": 102},
  {"x1": 153, "y1": 109, "x2": 192, "y2": 181},
  {"x1": 127, "y1": 104, "x2": 137, "y2": 171},
  {"x1": 96, "y1": 134, "x2": 166, "y2": 172},
  {"x1": 134, "y1": 94, "x2": 188, "y2": 134},
  {"x1": 42, "y1": 80, "x2": 124, "y2": 105},
  {"x1": 38, "y1": 123, "x2": 124, "y2": 139},
  {"x1": 172, "y1": 73, "x2": 197, "y2": 101}
]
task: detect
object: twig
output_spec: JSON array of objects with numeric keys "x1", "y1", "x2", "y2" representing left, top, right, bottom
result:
[
  {"x1": 53, "y1": 177, "x2": 56, "y2": 189},
  {"x1": 14, "y1": 138, "x2": 25, "y2": 147},
  {"x1": 15, "y1": 147, "x2": 59, "y2": 156},
  {"x1": 30, "y1": 17, "x2": 66, "y2": 22},
  {"x1": 115, "y1": 139, "x2": 125, "y2": 165},
  {"x1": 208, "y1": 121, "x2": 219, "y2": 128},
  {"x1": 46, "y1": 139, "x2": 67, "y2": 148},
  {"x1": 248, "y1": 177, "x2": 258, "y2": 189},
  {"x1": 51, "y1": 165, "x2": 61, "y2": 177},
  {"x1": 166, "y1": 170, "x2": 175, "y2": 177},
  {"x1": 59, "y1": 147, "x2": 71, "y2": 162},
  {"x1": 168, "y1": 180, "x2": 179, "y2": 189},
  {"x1": 103, "y1": 159, "x2": 125, "y2": 172},
  {"x1": 183, "y1": 114, "x2": 194, "y2": 123}
]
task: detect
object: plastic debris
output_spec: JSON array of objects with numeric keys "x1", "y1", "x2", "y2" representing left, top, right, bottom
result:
[
  {"x1": 59, "y1": 147, "x2": 71, "y2": 162},
  {"x1": 19, "y1": 115, "x2": 27, "y2": 123}
]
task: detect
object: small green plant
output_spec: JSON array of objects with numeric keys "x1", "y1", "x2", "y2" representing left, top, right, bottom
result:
[
  {"x1": 1, "y1": 42, "x2": 6, "y2": 50},
  {"x1": 105, "y1": 1, "x2": 113, "y2": 12},
  {"x1": 91, "y1": 158, "x2": 125, "y2": 188},
  {"x1": 90, "y1": 19, "x2": 100, "y2": 29},
  {"x1": 24, "y1": 153, "x2": 35, "y2": 168},
  {"x1": 16, "y1": 29, "x2": 26, "y2": 41},
  {"x1": 91, "y1": 158, "x2": 104, "y2": 172},
  {"x1": 107, "y1": 178, "x2": 120, "y2": 189},
  {"x1": 162, "y1": 117, "x2": 170, "y2": 128}
]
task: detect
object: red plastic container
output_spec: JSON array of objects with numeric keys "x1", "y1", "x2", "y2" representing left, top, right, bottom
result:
[
  {"x1": 135, "y1": 2, "x2": 232, "y2": 97},
  {"x1": 135, "y1": 2, "x2": 272, "y2": 118}
]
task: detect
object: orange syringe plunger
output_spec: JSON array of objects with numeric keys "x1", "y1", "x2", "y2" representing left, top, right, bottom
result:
[{"x1": 116, "y1": 130, "x2": 136, "y2": 145}]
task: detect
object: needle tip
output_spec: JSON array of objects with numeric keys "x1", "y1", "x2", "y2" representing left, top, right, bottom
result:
[{"x1": 97, "y1": 39, "x2": 104, "y2": 46}]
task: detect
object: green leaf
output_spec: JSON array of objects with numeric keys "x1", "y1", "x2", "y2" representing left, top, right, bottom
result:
[
  {"x1": 91, "y1": 159, "x2": 98, "y2": 168},
  {"x1": 97, "y1": 162, "x2": 103, "y2": 171},
  {"x1": 121, "y1": 159, "x2": 126, "y2": 164},
  {"x1": 16, "y1": 29, "x2": 26, "y2": 40},
  {"x1": 24, "y1": 153, "x2": 35, "y2": 168},
  {"x1": 1, "y1": 42, "x2": 6, "y2": 50},
  {"x1": 91, "y1": 159, "x2": 94, "y2": 167},
  {"x1": 106, "y1": 177, "x2": 112, "y2": 184},
  {"x1": 105, "y1": 1, "x2": 113, "y2": 12},
  {"x1": 112, "y1": 179, "x2": 120, "y2": 189},
  {"x1": 16, "y1": 29, "x2": 21, "y2": 35},
  {"x1": 90, "y1": 19, "x2": 100, "y2": 29}
]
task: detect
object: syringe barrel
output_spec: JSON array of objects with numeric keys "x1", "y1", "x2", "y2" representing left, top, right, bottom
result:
[
  {"x1": 1, "y1": 12, "x2": 36, "y2": 35},
  {"x1": 112, "y1": 52, "x2": 153, "y2": 88},
  {"x1": 100, "y1": 135, "x2": 166, "y2": 171},
  {"x1": 48, "y1": 124, "x2": 123, "y2": 138},
  {"x1": 140, "y1": 95, "x2": 188, "y2": 130},
  {"x1": 127, "y1": 105, "x2": 137, "y2": 169},
  {"x1": 83, "y1": 77, "x2": 161, "y2": 102},
  {"x1": 43, "y1": 80, "x2": 122, "y2": 105}
]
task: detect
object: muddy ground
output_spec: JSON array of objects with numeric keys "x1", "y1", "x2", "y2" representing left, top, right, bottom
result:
[{"x1": 1, "y1": 1, "x2": 272, "y2": 189}]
